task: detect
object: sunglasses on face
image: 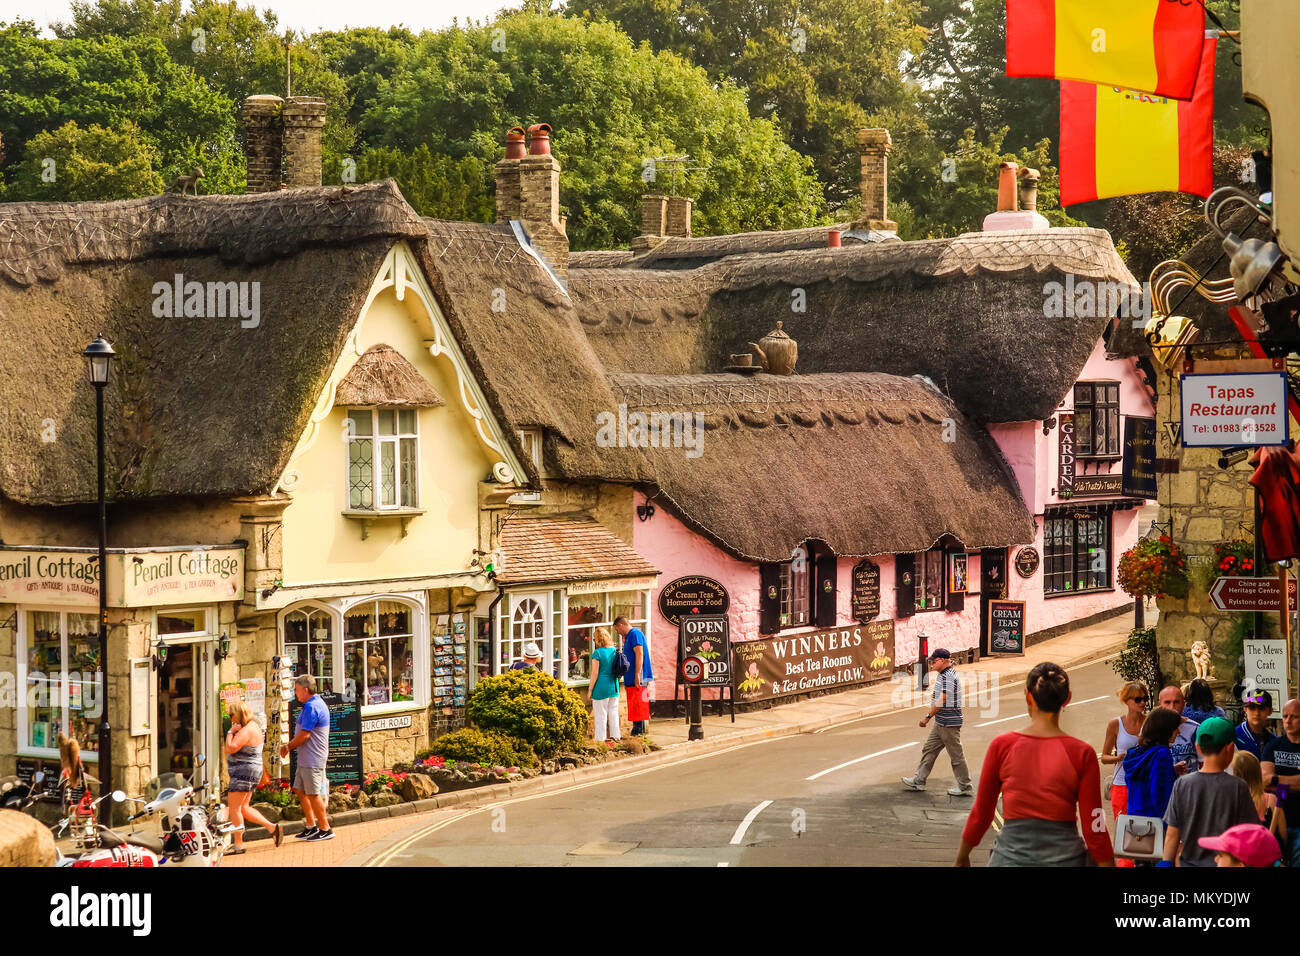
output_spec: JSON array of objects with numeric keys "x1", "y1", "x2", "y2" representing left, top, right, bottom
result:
[{"x1": 1131, "y1": 696, "x2": 1148, "y2": 704}]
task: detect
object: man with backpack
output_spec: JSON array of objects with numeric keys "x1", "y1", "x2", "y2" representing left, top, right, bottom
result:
[{"x1": 615, "y1": 616, "x2": 653, "y2": 735}]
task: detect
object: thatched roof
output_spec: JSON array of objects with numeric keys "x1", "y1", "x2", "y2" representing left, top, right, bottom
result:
[
  {"x1": 606, "y1": 371, "x2": 1035, "y2": 561},
  {"x1": 627, "y1": 224, "x2": 853, "y2": 269},
  {"x1": 568, "y1": 250, "x2": 637, "y2": 269},
  {"x1": 411, "y1": 219, "x2": 652, "y2": 484},
  {"x1": 496, "y1": 516, "x2": 658, "y2": 585},
  {"x1": 571, "y1": 228, "x2": 1138, "y2": 423},
  {"x1": 335, "y1": 344, "x2": 444, "y2": 407},
  {"x1": 0, "y1": 182, "x2": 474, "y2": 506}
]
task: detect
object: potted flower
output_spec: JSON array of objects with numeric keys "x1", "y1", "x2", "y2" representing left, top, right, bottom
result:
[
  {"x1": 1212, "y1": 539, "x2": 1255, "y2": 577},
  {"x1": 1117, "y1": 536, "x2": 1189, "y2": 599}
]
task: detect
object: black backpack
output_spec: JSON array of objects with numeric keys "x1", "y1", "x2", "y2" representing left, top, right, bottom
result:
[{"x1": 610, "y1": 642, "x2": 630, "y2": 680}]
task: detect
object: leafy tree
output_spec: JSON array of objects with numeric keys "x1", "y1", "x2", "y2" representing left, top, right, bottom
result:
[
  {"x1": 357, "y1": 12, "x2": 826, "y2": 248},
  {"x1": 344, "y1": 144, "x2": 494, "y2": 221},
  {"x1": 570, "y1": 0, "x2": 926, "y2": 205},
  {"x1": 0, "y1": 120, "x2": 164, "y2": 201}
]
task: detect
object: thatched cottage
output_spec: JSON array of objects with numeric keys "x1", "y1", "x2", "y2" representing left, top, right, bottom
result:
[{"x1": 0, "y1": 100, "x2": 1154, "y2": 791}]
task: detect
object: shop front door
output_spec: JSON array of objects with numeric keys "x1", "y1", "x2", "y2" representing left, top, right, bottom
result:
[
  {"x1": 504, "y1": 592, "x2": 555, "y2": 677},
  {"x1": 156, "y1": 640, "x2": 219, "y2": 790}
]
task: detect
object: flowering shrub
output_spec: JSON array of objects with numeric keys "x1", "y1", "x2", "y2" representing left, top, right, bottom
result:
[
  {"x1": 363, "y1": 770, "x2": 407, "y2": 794},
  {"x1": 253, "y1": 778, "x2": 295, "y2": 807},
  {"x1": 1212, "y1": 540, "x2": 1255, "y2": 577},
  {"x1": 1117, "y1": 536, "x2": 1189, "y2": 599}
]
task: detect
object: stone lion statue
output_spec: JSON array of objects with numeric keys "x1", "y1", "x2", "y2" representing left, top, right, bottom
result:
[{"x1": 1189, "y1": 640, "x2": 1212, "y2": 681}]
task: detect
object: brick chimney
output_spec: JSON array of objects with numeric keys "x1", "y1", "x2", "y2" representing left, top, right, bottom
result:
[
  {"x1": 983, "y1": 161, "x2": 1049, "y2": 231},
  {"x1": 494, "y1": 126, "x2": 526, "y2": 221},
  {"x1": 853, "y1": 128, "x2": 897, "y2": 232},
  {"x1": 666, "y1": 196, "x2": 693, "y2": 237},
  {"x1": 240, "y1": 95, "x2": 284, "y2": 193},
  {"x1": 282, "y1": 96, "x2": 327, "y2": 188},
  {"x1": 518, "y1": 123, "x2": 569, "y2": 280},
  {"x1": 632, "y1": 194, "x2": 669, "y2": 254}
]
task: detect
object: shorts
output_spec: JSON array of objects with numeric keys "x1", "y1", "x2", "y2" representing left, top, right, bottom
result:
[{"x1": 293, "y1": 765, "x2": 328, "y2": 796}]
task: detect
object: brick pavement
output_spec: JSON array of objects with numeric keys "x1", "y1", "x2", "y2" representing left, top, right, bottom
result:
[{"x1": 221, "y1": 812, "x2": 429, "y2": 867}]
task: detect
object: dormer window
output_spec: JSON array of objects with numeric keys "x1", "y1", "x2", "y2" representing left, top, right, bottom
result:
[
  {"x1": 517, "y1": 428, "x2": 544, "y2": 477},
  {"x1": 348, "y1": 408, "x2": 419, "y2": 510}
]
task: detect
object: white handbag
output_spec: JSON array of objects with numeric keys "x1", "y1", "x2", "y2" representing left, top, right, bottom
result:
[{"x1": 1113, "y1": 813, "x2": 1165, "y2": 860}]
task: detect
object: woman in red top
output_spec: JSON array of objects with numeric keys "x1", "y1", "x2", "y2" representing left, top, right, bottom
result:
[{"x1": 956, "y1": 662, "x2": 1115, "y2": 867}]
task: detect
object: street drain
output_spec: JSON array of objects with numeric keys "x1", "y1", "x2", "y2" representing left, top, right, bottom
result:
[{"x1": 567, "y1": 842, "x2": 640, "y2": 856}]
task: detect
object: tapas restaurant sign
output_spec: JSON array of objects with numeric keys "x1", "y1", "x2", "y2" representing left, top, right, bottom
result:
[
  {"x1": 1057, "y1": 413, "x2": 1076, "y2": 499},
  {"x1": 732, "y1": 620, "x2": 894, "y2": 703},
  {"x1": 658, "y1": 575, "x2": 730, "y2": 626},
  {"x1": 851, "y1": 560, "x2": 880, "y2": 622}
]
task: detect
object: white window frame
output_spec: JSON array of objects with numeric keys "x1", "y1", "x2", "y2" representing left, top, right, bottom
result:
[
  {"x1": 279, "y1": 602, "x2": 339, "y2": 696},
  {"x1": 560, "y1": 588, "x2": 652, "y2": 687},
  {"x1": 17, "y1": 606, "x2": 105, "y2": 762},
  {"x1": 346, "y1": 407, "x2": 420, "y2": 512},
  {"x1": 278, "y1": 592, "x2": 428, "y2": 716}
]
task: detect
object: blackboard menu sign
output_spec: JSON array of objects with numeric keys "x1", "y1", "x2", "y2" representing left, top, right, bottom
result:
[
  {"x1": 1122, "y1": 416, "x2": 1158, "y2": 499},
  {"x1": 679, "y1": 615, "x2": 732, "y2": 686},
  {"x1": 851, "y1": 560, "x2": 880, "y2": 622},
  {"x1": 289, "y1": 691, "x2": 363, "y2": 787},
  {"x1": 15, "y1": 756, "x2": 40, "y2": 786},
  {"x1": 659, "y1": 575, "x2": 730, "y2": 626},
  {"x1": 987, "y1": 600, "x2": 1027, "y2": 656}
]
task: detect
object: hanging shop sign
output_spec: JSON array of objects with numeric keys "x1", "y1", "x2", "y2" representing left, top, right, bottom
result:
[
  {"x1": 731, "y1": 620, "x2": 894, "y2": 703},
  {"x1": 987, "y1": 600, "x2": 1027, "y2": 655},
  {"x1": 1015, "y1": 547, "x2": 1040, "y2": 578},
  {"x1": 658, "y1": 575, "x2": 730, "y2": 626},
  {"x1": 1122, "y1": 416, "x2": 1159, "y2": 499},
  {"x1": 851, "y1": 560, "x2": 881, "y2": 622},
  {"x1": 0, "y1": 545, "x2": 244, "y2": 608},
  {"x1": 1180, "y1": 372, "x2": 1288, "y2": 447},
  {"x1": 1057, "y1": 413, "x2": 1076, "y2": 498},
  {"x1": 1071, "y1": 474, "x2": 1125, "y2": 498},
  {"x1": 679, "y1": 614, "x2": 731, "y2": 687},
  {"x1": 288, "y1": 690, "x2": 363, "y2": 787}
]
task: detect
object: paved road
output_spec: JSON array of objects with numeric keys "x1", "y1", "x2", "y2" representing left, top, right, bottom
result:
[{"x1": 366, "y1": 656, "x2": 1125, "y2": 867}]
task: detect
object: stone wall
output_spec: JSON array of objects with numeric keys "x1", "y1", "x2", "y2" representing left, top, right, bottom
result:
[{"x1": 1155, "y1": 353, "x2": 1261, "y2": 689}]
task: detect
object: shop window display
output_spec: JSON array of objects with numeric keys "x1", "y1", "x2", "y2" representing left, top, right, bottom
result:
[
  {"x1": 283, "y1": 605, "x2": 335, "y2": 694},
  {"x1": 565, "y1": 590, "x2": 648, "y2": 685},
  {"x1": 22, "y1": 610, "x2": 101, "y2": 757},
  {"x1": 344, "y1": 600, "x2": 415, "y2": 705}
]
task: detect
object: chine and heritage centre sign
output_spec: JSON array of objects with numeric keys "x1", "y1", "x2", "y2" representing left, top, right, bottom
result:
[{"x1": 1179, "y1": 372, "x2": 1288, "y2": 447}]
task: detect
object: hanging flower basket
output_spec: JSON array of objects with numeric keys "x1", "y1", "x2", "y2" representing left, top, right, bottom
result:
[
  {"x1": 1212, "y1": 539, "x2": 1255, "y2": 577},
  {"x1": 1117, "y1": 536, "x2": 1189, "y2": 599}
]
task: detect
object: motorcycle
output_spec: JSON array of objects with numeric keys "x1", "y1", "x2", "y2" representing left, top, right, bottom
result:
[{"x1": 125, "y1": 754, "x2": 234, "y2": 867}]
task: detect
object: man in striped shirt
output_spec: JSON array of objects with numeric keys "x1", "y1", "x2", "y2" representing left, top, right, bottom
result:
[{"x1": 902, "y1": 649, "x2": 974, "y2": 796}]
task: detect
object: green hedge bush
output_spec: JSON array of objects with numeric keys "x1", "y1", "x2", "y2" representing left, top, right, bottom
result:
[
  {"x1": 421, "y1": 728, "x2": 538, "y2": 768},
  {"x1": 467, "y1": 670, "x2": 587, "y2": 757}
]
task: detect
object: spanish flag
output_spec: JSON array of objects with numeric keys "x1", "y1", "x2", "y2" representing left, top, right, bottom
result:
[
  {"x1": 1059, "y1": 37, "x2": 1215, "y2": 207},
  {"x1": 1006, "y1": 0, "x2": 1205, "y2": 99}
]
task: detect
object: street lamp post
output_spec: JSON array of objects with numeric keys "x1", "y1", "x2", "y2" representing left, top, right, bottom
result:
[{"x1": 84, "y1": 334, "x2": 115, "y2": 824}]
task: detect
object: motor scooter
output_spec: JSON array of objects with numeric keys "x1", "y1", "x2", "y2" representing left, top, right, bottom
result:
[
  {"x1": 125, "y1": 754, "x2": 234, "y2": 866},
  {"x1": 14, "y1": 773, "x2": 163, "y2": 867}
]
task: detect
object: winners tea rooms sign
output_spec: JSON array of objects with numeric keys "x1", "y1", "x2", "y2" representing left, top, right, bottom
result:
[
  {"x1": 1180, "y1": 373, "x2": 1288, "y2": 447},
  {"x1": 0, "y1": 545, "x2": 244, "y2": 608}
]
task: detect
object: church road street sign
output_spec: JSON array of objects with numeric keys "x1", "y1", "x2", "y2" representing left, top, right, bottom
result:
[{"x1": 1209, "y1": 576, "x2": 1298, "y2": 612}]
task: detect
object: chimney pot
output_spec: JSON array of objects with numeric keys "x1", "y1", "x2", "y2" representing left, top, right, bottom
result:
[
  {"x1": 1018, "y1": 167, "x2": 1041, "y2": 212},
  {"x1": 828, "y1": 230, "x2": 842, "y2": 248},
  {"x1": 505, "y1": 126, "x2": 526, "y2": 160},
  {"x1": 527, "y1": 123, "x2": 553, "y2": 156},
  {"x1": 996, "y1": 161, "x2": 1020, "y2": 213}
]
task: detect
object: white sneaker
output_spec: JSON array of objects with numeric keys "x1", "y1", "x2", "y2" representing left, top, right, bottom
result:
[
  {"x1": 948, "y1": 786, "x2": 974, "y2": 796},
  {"x1": 901, "y1": 776, "x2": 925, "y2": 791}
]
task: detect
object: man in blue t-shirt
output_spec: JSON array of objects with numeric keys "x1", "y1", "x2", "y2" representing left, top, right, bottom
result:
[
  {"x1": 1261, "y1": 698, "x2": 1300, "y2": 867},
  {"x1": 1236, "y1": 691, "x2": 1277, "y2": 759},
  {"x1": 280, "y1": 675, "x2": 333, "y2": 842},
  {"x1": 614, "y1": 617, "x2": 653, "y2": 736}
]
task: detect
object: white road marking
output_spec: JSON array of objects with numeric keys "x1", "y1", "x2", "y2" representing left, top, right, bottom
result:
[
  {"x1": 805, "y1": 741, "x2": 918, "y2": 781},
  {"x1": 730, "y1": 800, "x2": 773, "y2": 845},
  {"x1": 717, "y1": 861, "x2": 729, "y2": 867}
]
